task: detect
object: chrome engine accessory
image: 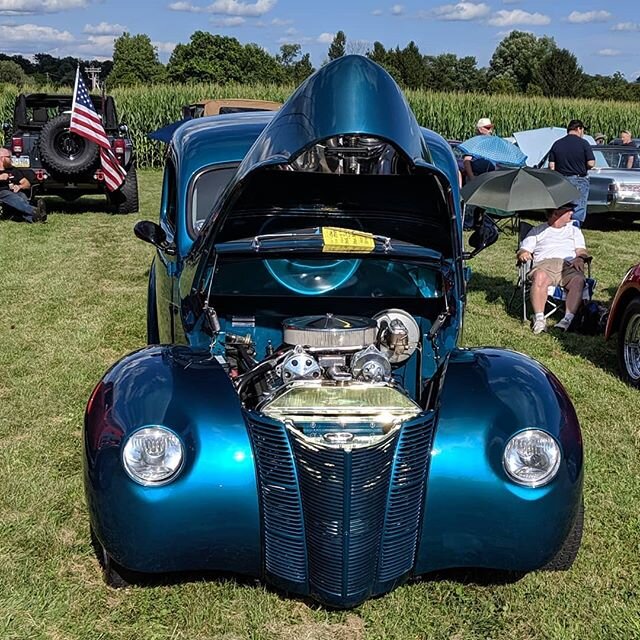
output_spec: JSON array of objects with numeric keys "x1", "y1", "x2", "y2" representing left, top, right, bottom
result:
[
  {"x1": 260, "y1": 380, "x2": 421, "y2": 447},
  {"x1": 350, "y1": 345, "x2": 392, "y2": 382},
  {"x1": 374, "y1": 309, "x2": 421, "y2": 364},
  {"x1": 283, "y1": 314, "x2": 378, "y2": 351},
  {"x1": 275, "y1": 345, "x2": 322, "y2": 382}
]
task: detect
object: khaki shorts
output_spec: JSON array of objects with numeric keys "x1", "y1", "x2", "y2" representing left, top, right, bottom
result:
[{"x1": 528, "y1": 258, "x2": 584, "y2": 287}]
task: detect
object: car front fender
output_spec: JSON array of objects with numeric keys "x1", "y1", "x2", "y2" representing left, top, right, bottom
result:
[
  {"x1": 415, "y1": 347, "x2": 583, "y2": 574},
  {"x1": 84, "y1": 345, "x2": 261, "y2": 576}
]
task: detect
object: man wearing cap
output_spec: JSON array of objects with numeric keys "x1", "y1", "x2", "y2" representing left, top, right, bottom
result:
[
  {"x1": 461, "y1": 117, "x2": 495, "y2": 228},
  {"x1": 517, "y1": 203, "x2": 589, "y2": 334},
  {"x1": 594, "y1": 133, "x2": 606, "y2": 145},
  {"x1": 462, "y1": 117, "x2": 495, "y2": 182},
  {"x1": 548, "y1": 120, "x2": 595, "y2": 227}
]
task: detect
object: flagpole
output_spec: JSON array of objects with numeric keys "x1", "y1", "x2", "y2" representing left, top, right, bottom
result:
[{"x1": 72, "y1": 65, "x2": 80, "y2": 105}]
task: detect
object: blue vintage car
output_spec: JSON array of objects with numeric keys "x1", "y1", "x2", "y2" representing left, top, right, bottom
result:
[{"x1": 85, "y1": 56, "x2": 584, "y2": 608}]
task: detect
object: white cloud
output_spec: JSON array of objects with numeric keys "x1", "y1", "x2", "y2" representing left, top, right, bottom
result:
[
  {"x1": 567, "y1": 10, "x2": 610, "y2": 24},
  {"x1": 83, "y1": 22, "x2": 127, "y2": 35},
  {"x1": 153, "y1": 40, "x2": 177, "y2": 54},
  {"x1": 372, "y1": 8, "x2": 382, "y2": 16},
  {"x1": 597, "y1": 48, "x2": 622, "y2": 56},
  {"x1": 611, "y1": 22, "x2": 640, "y2": 32},
  {"x1": 391, "y1": 4, "x2": 404, "y2": 15},
  {"x1": 0, "y1": 22, "x2": 73, "y2": 41},
  {"x1": 430, "y1": 2, "x2": 490, "y2": 22},
  {"x1": 284, "y1": 26, "x2": 296, "y2": 35},
  {"x1": 488, "y1": 9, "x2": 550, "y2": 27},
  {"x1": 316, "y1": 32, "x2": 334, "y2": 44},
  {"x1": 0, "y1": 0, "x2": 87, "y2": 14},
  {"x1": 210, "y1": 16, "x2": 245, "y2": 26},
  {"x1": 271, "y1": 17, "x2": 291, "y2": 26},
  {"x1": 168, "y1": 0, "x2": 276, "y2": 16}
]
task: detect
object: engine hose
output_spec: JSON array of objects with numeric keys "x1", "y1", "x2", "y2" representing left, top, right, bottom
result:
[
  {"x1": 235, "y1": 351, "x2": 288, "y2": 397},
  {"x1": 236, "y1": 345, "x2": 258, "y2": 371}
]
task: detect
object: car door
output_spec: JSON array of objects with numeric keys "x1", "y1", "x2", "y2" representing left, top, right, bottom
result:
[{"x1": 154, "y1": 157, "x2": 180, "y2": 343}]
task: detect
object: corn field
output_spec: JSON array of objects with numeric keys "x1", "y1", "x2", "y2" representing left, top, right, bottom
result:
[{"x1": 1, "y1": 82, "x2": 639, "y2": 168}]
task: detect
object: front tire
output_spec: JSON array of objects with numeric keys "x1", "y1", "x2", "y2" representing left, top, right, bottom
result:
[
  {"x1": 617, "y1": 299, "x2": 640, "y2": 388},
  {"x1": 91, "y1": 527, "x2": 134, "y2": 588},
  {"x1": 543, "y1": 501, "x2": 584, "y2": 571}
]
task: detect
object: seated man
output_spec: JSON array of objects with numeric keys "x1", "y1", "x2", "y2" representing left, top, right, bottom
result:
[
  {"x1": 0, "y1": 148, "x2": 46, "y2": 223},
  {"x1": 517, "y1": 203, "x2": 588, "y2": 334}
]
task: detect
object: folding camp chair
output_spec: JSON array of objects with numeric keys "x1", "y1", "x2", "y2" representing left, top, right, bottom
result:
[
  {"x1": 486, "y1": 208, "x2": 520, "y2": 235},
  {"x1": 508, "y1": 220, "x2": 596, "y2": 323}
]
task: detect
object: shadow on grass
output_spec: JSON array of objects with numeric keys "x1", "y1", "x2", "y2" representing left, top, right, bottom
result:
[
  {"x1": 468, "y1": 271, "x2": 619, "y2": 377},
  {"x1": 42, "y1": 195, "x2": 111, "y2": 215}
]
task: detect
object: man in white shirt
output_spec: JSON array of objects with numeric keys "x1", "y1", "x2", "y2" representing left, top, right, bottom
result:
[{"x1": 517, "y1": 204, "x2": 589, "y2": 334}]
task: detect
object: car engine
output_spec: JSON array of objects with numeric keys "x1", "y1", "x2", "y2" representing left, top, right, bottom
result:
[{"x1": 232, "y1": 310, "x2": 423, "y2": 447}]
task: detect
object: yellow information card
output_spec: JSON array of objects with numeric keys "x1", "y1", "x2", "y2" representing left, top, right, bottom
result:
[{"x1": 321, "y1": 227, "x2": 375, "y2": 253}]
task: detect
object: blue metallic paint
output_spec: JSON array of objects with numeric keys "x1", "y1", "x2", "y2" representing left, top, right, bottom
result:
[{"x1": 85, "y1": 56, "x2": 583, "y2": 607}]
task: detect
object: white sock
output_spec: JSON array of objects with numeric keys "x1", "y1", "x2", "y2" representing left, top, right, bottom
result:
[
  {"x1": 534, "y1": 312, "x2": 544, "y2": 321},
  {"x1": 564, "y1": 312, "x2": 575, "y2": 322}
]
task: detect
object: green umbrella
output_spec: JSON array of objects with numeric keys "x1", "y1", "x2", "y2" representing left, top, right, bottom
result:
[{"x1": 461, "y1": 167, "x2": 581, "y2": 212}]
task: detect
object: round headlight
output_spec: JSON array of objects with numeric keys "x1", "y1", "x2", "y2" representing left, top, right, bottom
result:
[
  {"x1": 503, "y1": 429, "x2": 561, "y2": 487},
  {"x1": 122, "y1": 426, "x2": 184, "y2": 486}
]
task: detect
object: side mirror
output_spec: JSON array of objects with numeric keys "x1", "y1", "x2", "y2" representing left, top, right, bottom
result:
[
  {"x1": 2, "y1": 122, "x2": 10, "y2": 133},
  {"x1": 118, "y1": 124, "x2": 128, "y2": 135},
  {"x1": 464, "y1": 212, "x2": 499, "y2": 259},
  {"x1": 134, "y1": 220, "x2": 176, "y2": 256}
]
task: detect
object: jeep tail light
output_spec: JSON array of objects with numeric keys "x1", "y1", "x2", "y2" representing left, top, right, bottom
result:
[
  {"x1": 34, "y1": 169, "x2": 47, "y2": 181},
  {"x1": 11, "y1": 136, "x2": 23, "y2": 156},
  {"x1": 112, "y1": 138, "x2": 126, "y2": 163}
]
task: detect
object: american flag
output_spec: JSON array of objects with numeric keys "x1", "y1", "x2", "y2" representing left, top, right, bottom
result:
[{"x1": 69, "y1": 67, "x2": 126, "y2": 192}]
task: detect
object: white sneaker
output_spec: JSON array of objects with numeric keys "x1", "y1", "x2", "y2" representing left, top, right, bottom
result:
[
  {"x1": 532, "y1": 318, "x2": 547, "y2": 334},
  {"x1": 555, "y1": 316, "x2": 572, "y2": 331}
]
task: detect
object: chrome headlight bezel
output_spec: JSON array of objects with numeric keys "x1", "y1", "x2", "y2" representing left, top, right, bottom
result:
[
  {"x1": 122, "y1": 426, "x2": 185, "y2": 487},
  {"x1": 502, "y1": 429, "x2": 561, "y2": 488}
]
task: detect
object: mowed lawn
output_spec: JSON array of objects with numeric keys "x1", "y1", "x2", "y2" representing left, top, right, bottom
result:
[{"x1": 0, "y1": 169, "x2": 639, "y2": 640}]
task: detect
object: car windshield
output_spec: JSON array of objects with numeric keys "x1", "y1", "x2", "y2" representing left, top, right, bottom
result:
[
  {"x1": 190, "y1": 165, "x2": 238, "y2": 233},
  {"x1": 209, "y1": 256, "x2": 443, "y2": 299},
  {"x1": 592, "y1": 146, "x2": 640, "y2": 169}
]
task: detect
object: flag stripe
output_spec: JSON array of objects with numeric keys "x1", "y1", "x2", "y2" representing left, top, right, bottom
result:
[{"x1": 70, "y1": 66, "x2": 126, "y2": 191}]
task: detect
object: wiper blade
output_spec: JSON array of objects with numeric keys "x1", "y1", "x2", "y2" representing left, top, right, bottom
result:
[{"x1": 250, "y1": 227, "x2": 393, "y2": 252}]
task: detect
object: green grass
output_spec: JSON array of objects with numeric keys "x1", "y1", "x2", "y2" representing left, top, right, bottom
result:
[{"x1": 0, "y1": 170, "x2": 639, "y2": 640}]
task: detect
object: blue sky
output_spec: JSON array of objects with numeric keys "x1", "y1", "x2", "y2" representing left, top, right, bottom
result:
[{"x1": 0, "y1": 0, "x2": 639, "y2": 80}]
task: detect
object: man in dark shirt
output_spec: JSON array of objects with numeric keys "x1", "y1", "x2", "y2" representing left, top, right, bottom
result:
[
  {"x1": 548, "y1": 119, "x2": 595, "y2": 227},
  {"x1": 0, "y1": 148, "x2": 46, "y2": 223}
]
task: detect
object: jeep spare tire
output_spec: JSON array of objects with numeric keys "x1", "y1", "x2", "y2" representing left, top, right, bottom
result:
[{"x1": 39, "y1": 113, "x2": 99, "y2": 176}]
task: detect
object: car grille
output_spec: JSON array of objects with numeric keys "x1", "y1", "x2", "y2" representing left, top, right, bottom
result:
[{"x1": 246, "y1": 410, "x2": 435, "y2": 606}]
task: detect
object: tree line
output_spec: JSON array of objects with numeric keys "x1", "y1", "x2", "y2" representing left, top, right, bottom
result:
[{"x1": 1, "y1": 29, "x2": 638, "y2": 102}]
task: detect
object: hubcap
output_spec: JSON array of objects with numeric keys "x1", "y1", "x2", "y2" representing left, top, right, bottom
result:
[
  {"x1": 55, "y1": 129, "x2": 85, "y2": 160},
  {"x1": 623, "y1": 312, "x2": 640, "y2": 380}
]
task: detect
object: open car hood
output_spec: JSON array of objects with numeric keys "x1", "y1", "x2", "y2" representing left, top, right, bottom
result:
[
  {"x1": 514, "y1": 127, "x2": 596, "y2": 167},
  {"x1": 195, "y1": 56, "x2": 457, "y2": 260}
]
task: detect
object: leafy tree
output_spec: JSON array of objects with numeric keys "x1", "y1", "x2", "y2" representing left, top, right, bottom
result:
[
  {"x1": 487, "y1": 75, "x2": 518, "y2": 95},
  {"x1": 0, "y1": 54, "x2": 35, "y2": 76},
  {"x1": 242, "y1": 44, "x2": 285, "y2": 83},
  {"x1": 489, "y1": 31, "x2": 556, "y2": 93},
  {"x1": 0, "y1": 60, "x2": 27, "y2": 86},
  {"x1": 328, "y1": 31, "x2": 346, "y2": 60},
  {"x1": 424, "y1": 54, "x2": 483, "y2": 92},
  {"x1": 276, "y1": 44, "x2": 314, "y2": 84},
  {"x1": 108, "y1": 33, "x2": 165, "y2": 88},
  {"x1": 534, "y1": 48, "x2": 583, "y2": 98}
]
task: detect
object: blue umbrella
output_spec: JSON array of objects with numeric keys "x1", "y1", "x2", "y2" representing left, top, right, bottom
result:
[{"x1": 457, "y1": 135, "x2": 527, "y2": 168}]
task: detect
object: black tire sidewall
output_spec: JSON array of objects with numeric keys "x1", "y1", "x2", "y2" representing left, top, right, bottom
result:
[{"x1": 39, "y1": 113, "x2": 99, "y2": 176}]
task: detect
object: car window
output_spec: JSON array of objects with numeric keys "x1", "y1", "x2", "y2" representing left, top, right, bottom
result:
[
  {"x1": 190, "y1": 165, "x2": 238, "y2": 234},
  {"x1": 162, "y1": 159, "x2": 177, "y2": 231},
  {"x1": 592, "y1": 150, "x2": 610, "y2": 168}
]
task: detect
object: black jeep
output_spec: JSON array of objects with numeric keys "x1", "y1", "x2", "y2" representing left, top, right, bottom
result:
[{"x1": 4, "y1": 93, "x2": 138, "y2": 213}]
